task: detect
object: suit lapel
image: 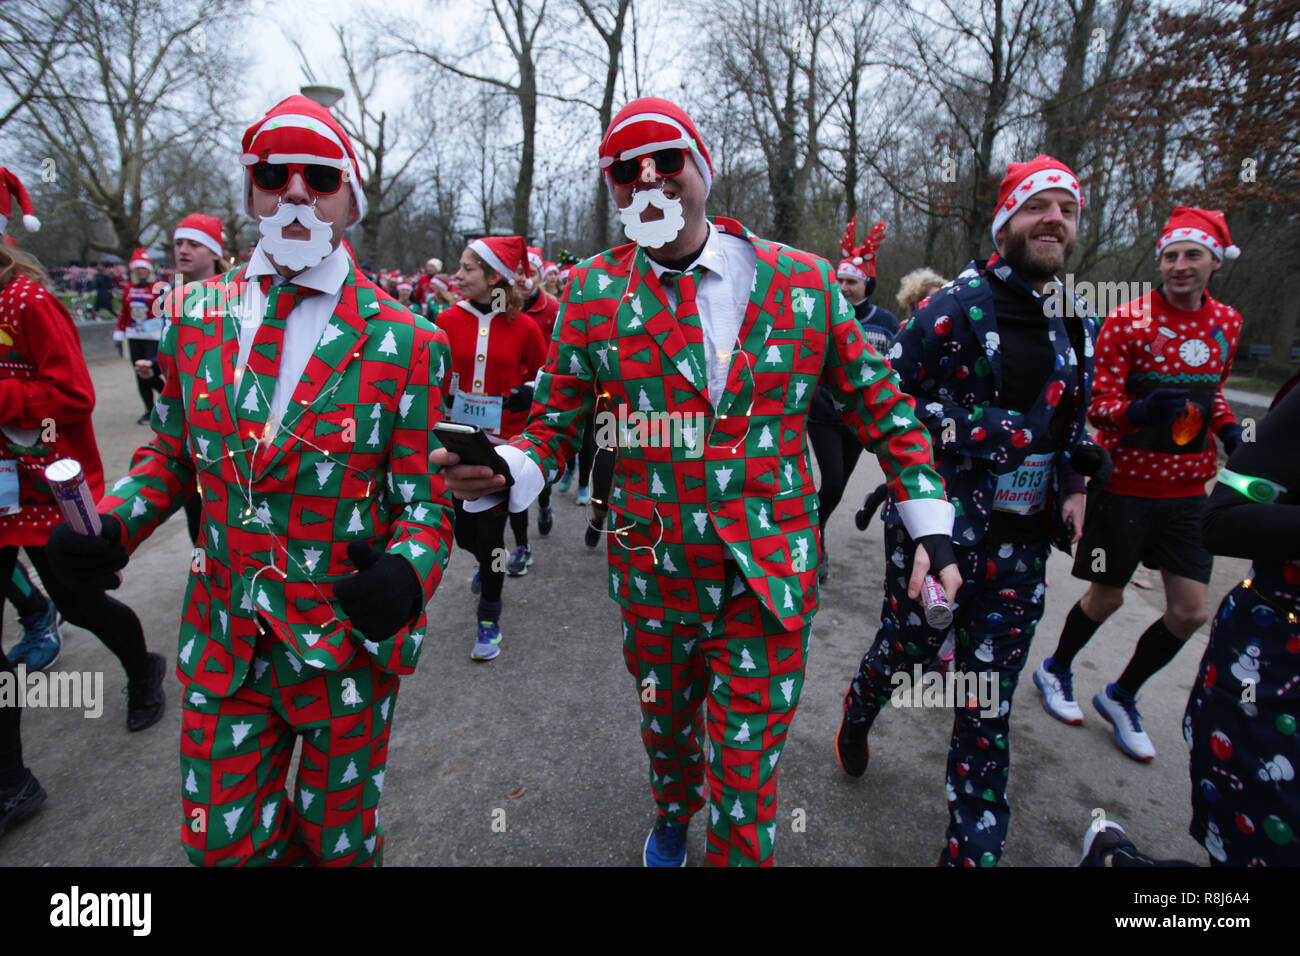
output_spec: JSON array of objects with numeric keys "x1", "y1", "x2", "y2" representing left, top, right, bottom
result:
[
  {"x1": 715, "y1": 222, "x2": 778, "y2": 420},
  {"x1": 211, "y1": 266, "x2": 254, "y2": 482},
  {"x1": 251, "y1": 265, "x2": 372, "y2": 482}
]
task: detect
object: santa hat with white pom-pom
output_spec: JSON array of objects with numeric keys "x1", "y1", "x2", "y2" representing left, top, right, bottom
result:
[
  {"x1": 0, "y1": 167, "x2": 40, "y2": 233},
  {"x1": 1157, "y1": 206, "x2": 1240, "y2": 261}
]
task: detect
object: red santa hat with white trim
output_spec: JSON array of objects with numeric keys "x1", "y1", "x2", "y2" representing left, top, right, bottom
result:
[
  {"x1": 991, "y1": 154, "x2": 1083, "y2": 242},
  {"x1": 0, "y1": 167, "x2": 40, "y2": 233},
  {"x1": 470, "y1": 235, "x2": 528, "y2": 283},
  {"x1": 1157, "y1": 206, "x2": 1239, "y2": 261},
  {"x1": 598, "y1": 97, "x2": 713, "y2": 195},
  {"x1": 240, "y1": 95, "x2": 366, "y2": 226},
  {"x1": 173, "y1": 213, "x2": 224, "y2": 258},
  {"x1": 838, "y1": 217, "x2": 886, "y2": 281},
  {"x1": 128, "y1": 248, "x2": 154, "y2": 271},
  {"x1": 396, "y1": 277, "x2": 413, "y2": 292}
]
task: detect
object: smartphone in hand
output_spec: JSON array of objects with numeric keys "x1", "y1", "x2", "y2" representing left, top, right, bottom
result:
[{"x1": 432, "y1": 422, "x2": 515, "y2": 490}]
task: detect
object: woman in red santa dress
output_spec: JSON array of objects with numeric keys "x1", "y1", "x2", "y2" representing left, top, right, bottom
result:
[
  {"x1": 0, "y1": 240, "x2": 166, "y2": 741},
  {"x1": 437, "y1": 235, "x2": 547, "y2": 661}
]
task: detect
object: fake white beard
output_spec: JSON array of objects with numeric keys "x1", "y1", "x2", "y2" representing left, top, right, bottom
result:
[
  {"x1": 619, "y1": 188, "x2": 686, "y2": 249},
  {"x1": 257, "y1": 201, "x2": 335, "y2": 272}
]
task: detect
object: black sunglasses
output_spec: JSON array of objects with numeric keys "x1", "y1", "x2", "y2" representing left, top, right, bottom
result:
[
  {"x1": 609, "y1": 148, "x2": 687, "y2": 186},
  {"x1": 250, "y1": 162, "x2": 345, "y2": 195}
]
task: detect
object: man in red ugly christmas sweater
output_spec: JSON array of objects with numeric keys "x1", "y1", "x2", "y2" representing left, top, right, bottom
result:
[{"x1": 1035, "y1": 206, "x2": 1244, "y2": 762}]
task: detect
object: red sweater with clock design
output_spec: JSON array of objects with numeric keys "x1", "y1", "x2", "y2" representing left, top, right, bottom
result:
[{"x1": 1089, "y1": 287, "x2": 1241, "y2": 499}]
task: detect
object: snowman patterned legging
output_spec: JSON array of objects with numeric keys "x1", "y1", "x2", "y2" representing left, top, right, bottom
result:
[
  {"x1": 846, "y1": 521, "x2": 1049, "y2": 866},
  {"x1": 1185, "y1": 579, "x2": 1300, "y2": 865}
]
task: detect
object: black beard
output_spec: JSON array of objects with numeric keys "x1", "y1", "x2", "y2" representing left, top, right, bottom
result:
[{"x1": 1002, "y1": 227, "x2": 1073, "y2": 282}]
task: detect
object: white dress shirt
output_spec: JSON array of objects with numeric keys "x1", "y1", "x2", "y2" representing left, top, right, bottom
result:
[
  {"x1": 647, "y1": 222, "x2": 758, "y2": 408},
  {"x1": 236, "y1": 242, "x2": 350, "y2": 424}
]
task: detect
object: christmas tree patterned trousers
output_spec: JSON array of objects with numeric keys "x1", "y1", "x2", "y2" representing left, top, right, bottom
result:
[
  {"x1": 621, "y1": 562, "x2": 811, "y2": 866},
  {"x1": 847, "y1": 521, "x2": 1049, "y2": 866},
  {"x1": 179, "y1": 622, "x2": 397, "y2": 866},
  {"x1": 1186, "y1": 581, "x2": 1300, "y2": 865}
]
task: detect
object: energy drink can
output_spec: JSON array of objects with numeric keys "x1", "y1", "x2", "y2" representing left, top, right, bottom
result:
[
  {"x1": 921, "y1": 574, "x2": 953, "y2": 629},
  {"x1": 45, "y1": 458, "x2": 122, "y2": 585}
]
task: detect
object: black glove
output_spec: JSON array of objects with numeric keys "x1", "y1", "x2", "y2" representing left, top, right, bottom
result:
[
  {"x1": 502, "y1": 384, "x2": 534, "y2": 413},
  {"x1": 917, "y1": 533, "x2": 956, "y2": 577},
  {"x1": 1125, "y1": 388, "x2": 1189, "y2": 428},
  {"x1": 1218, "y1": 422, "x2": 1243, "y2": 455},
  {"x1": 1071, "y1": 443, "x2": 1113, "y2": 491},
  {"x1": 46, "y1": 514, "x2": 129, "y2": 590},
  {"x1": 333, "y1": 542, "x2": 424, "y2": 643}
]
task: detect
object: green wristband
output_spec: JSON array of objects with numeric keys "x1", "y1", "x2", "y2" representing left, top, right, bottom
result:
[{"x1": 1217, "y1": 468, "x2": 1287, "y2": 503}]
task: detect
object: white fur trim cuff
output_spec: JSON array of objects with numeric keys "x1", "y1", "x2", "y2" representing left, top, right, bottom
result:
[
  {"x1": 460, "y1": 444, "x2": 546, "y2": 514},
  {"x1": 895, "y1": 497, "x2": 956, "y2": 540}
]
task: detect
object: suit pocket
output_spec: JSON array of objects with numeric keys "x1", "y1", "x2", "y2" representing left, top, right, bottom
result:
[
  {"x1": 773, "y1": 491, "x2": 819, "y2": 524},
  {"x1": 608, "y1": 489, "x2": 675, "y2": 552}
]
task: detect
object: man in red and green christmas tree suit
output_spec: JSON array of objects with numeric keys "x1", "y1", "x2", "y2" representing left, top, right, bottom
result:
[
  {"x1": 433, "y1": 96, "x2": 960, "y2": 866},
  {"x1": 46, "y1": 95, "x2": 455, "y2": 865},
  {"x1": 1035, "y1": 206, "x2": 1244, "y2": 763}
]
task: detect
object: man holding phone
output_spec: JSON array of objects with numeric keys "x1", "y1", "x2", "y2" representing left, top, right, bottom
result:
[
  {"x1": 47, "y1": 95, "x2": 455, "y2": 866},
  {"x1": 432, "y1": 96, "x2": 959, "y2": 866}
]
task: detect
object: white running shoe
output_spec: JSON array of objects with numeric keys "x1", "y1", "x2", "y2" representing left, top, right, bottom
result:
[
  {"x1": 1033, "y1": 659, "x2": 1084, "y2": 725},
  {"x1": 1093, "y1": 683, "x2": 1155, "y2": 761}
]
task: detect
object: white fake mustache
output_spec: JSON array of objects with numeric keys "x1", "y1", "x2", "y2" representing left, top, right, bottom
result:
[
  {"x1": 258, "y1": 201, "x2": 335, "y2": 271},
  {"x1": 619, "y1": 188, "x2": 686, "y2": 249}
]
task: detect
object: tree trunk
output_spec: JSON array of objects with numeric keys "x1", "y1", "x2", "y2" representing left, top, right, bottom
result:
[{"x1": 513, "y1": 64, "x2": 537, "y2": 237}]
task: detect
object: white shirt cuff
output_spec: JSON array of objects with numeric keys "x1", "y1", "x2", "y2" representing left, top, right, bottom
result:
[
  {"x1": 895, "y1": 498, "x2": 955, "y2": 540},
  {"x1": 460, "y1": 444, "x2": 546, "y2": 514}
]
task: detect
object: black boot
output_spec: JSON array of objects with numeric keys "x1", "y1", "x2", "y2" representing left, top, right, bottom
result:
[
  {"x1": 0, "y1": 770, "x2": 47, "y2": 839},
  {"x1": 126, "y1": 652, "x2": 167, "y2": 732}
]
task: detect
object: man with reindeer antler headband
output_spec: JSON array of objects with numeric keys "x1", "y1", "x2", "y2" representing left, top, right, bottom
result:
[{"x1": 808, "y1": 218, "x2": 902, "y2": 582}]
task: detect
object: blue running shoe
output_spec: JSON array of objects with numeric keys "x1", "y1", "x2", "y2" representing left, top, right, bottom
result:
[
  {"x1": 575, "y1": 486, "x2": 590, "y2": 506},
  {"x1": 1093, "y1": 683, "x2": 1155, "y2": 761},
  {"x1": 8, "y1": 603, "x2": 63, "y2": 672},
  {"x1": 506, "y1": 545, "x2": 533, "y2": 577},
  {"x1": 555, "y1": 466, "x2": 574, "y2": 494},
  {"x1": 643, "y1": 819, "x2": 688, "y2": 867},
  {"x1": 471, "y1": 621, "x2": 501, "y2": 661}
]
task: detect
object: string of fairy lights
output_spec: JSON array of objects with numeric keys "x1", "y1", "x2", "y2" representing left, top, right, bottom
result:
[
  {"x1": 181, "y1": 285, "x2": 396, "y2": 639},
  {"x1": 159, "y1": 259, "x2": 777, "y2": 590}
]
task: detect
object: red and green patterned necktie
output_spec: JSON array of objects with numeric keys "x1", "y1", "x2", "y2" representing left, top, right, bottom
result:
[
  {"x1": 235, "y1": 276, "x2": 319, "y2": 447},
  {"x1": 665, "y1": 267, "x2": 707, "y2": 391}
]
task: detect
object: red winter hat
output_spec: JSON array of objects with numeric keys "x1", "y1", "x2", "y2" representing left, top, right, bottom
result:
[
  {"x1": 129, "y1": 248, "x2": 153, "y2": 271},
  {"x1": 173, "y1": 213, "x2": 224, "y2": 258},
  {"x1": 396, "y1": 277, "x2": 413, "y2": 292},
  {"x1": 0, "y1": 167, "x2": 40, "y2": 233},
  {"x1": 526, "y1": 246, "x2": 544, "y2": 273},
  {"x1": 838, "y1": 217, "x2": 886, "y2": 281},
  {"x1": 1157, "y1": 206, "x2": 1239, "y2": 261},
  {"x1": 991, "y1": 155, "x2": 1082, "y2": 242},
  {"x1": 240, "y1": 95, "x2": 366, "y2": 226},
  {"x1": 598, "y1": 97, "x2": 713, "y2": 194},
  {"x1": 470, "y1": 235, "x2": 528, "y2": 282}
]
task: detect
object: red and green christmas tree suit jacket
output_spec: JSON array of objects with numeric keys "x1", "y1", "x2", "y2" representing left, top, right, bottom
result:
[
  {"x1": 98, "y1": 261, "x2": 456, "y2": 698},
  {"x1": 510, "y1": 217, "x2": 950, "y2": 630}
]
